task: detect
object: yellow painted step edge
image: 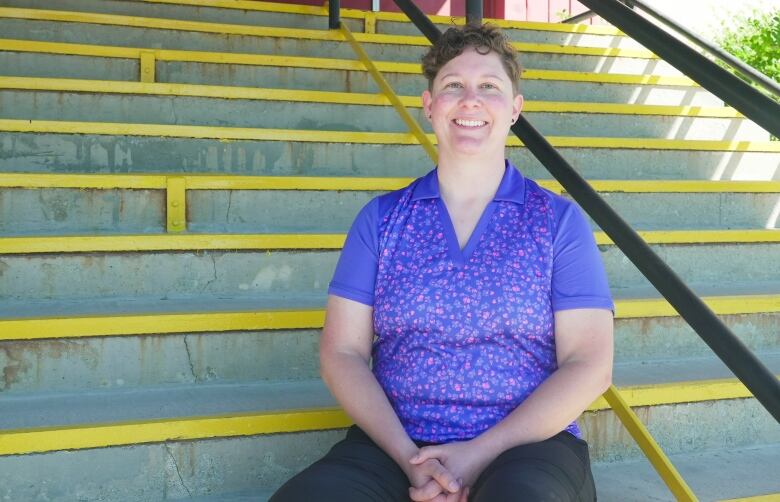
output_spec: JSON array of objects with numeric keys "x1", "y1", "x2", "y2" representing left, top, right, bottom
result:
[
  {"x1": 0, "y1": 230, "x2": 778, "y2": 255},
  {"x1": 3, "y1": 173, "x2": 778, "y2": 193},
  {"x1": 0, "y1": 38, "x2": 695, "y2": 86},
  {"x1": 0, "y1": 76, "x2": 738, "y2": 118},
  {"x1": 1, "y1": 294, "x2": 778, "y2": 341},
  {"x1": 135, "y1": 0, "x2": 624, "y2": 35},
  {"x1": 0, "y1": 7, "x2": 653, "y2": 58},
  {"x1": 2, "y1": 119, "x2": 775, "y2": 152},
  {"x1": 0, "y1": 376, "x2": 772, "y2": 456},
  {"x1": 720, "y1": 494, "x2": 780, "y2": 502}
]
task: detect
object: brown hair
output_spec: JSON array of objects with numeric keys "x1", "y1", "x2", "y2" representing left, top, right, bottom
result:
[{"x1": 421, "y1": 24, "x2": 523, "y2": 94}]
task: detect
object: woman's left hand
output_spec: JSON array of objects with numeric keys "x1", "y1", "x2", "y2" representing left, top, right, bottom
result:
[{"x1": 408, "y1": 440, "x2": 495, "y2": 500}]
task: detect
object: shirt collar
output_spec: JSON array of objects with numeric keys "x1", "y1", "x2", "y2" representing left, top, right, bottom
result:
[{"x1": 411, "y1": 159, "x2": 526, "y2": 205}]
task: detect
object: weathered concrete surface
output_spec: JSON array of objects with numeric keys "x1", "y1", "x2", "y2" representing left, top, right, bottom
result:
[
  {"x1": 0, "y1": 329, "x2": 321, "y2": 393},
  {"x1": 2, "y1": 133, "x2": 777, "y2": 180},
  {"x1": 1, "y1": 242, "x2": 778, "y2": 300},
  {"x1": 0, "y1": 89, "x2": 768, "y2": 141},
  {"x1": 2, "y1": 187, "x2": 778, "y2": 236}
]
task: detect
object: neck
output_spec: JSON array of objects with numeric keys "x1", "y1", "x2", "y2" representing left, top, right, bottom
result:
[{"x1": 437, "y1": 150, "x2": 507, "y2": 204}]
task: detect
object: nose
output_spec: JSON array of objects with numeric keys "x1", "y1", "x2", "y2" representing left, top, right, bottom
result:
[{"x1": 460, "y1": 87, "x2": 481, "y2": 107}]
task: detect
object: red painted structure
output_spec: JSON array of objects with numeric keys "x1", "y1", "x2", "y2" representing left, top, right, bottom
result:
[{"x1": 276, "y1": 0, "x2": 603, "y2": 23}]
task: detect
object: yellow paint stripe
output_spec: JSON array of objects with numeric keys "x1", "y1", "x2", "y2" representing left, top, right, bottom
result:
[
  {"x1": 0, "y1": 407, "x2": 353, "y2": 456},
  {"x1": 0, "y1": 310, "x2": 326, "y2": 340},
  {"x1": 0, "y1": 376, "x2": 770, "y2": 456},
  {"x1": 1, "y1": 295, "x2": 777, "y2": 341},
  {"x1": 0, "y1": 38, "x2": 695, "y2": 86},
  {"x1": 0, "y1": 76, "x2": 737, "y2": 117},
  {"x1": 3, "y1": 119, "x2": 777, "y2": 152},
  {"x1": 721, "y1": 494, "x2": 780, "y2": 502},
  {"x1": 0, "y1": 234, "x2": 346, "y2": 254},
  {"x1": 594, "y1": 229, "x2": 780, "y2": 245},
  {"x1": 1, "y1": 230, "x2": 778, "y2": 255},
  {"x1": 2, "y1": 173, "x2": 779, "y2": 194},
  {"x1": 0, "y1": 7, "x2": 652, "y2": 59}
]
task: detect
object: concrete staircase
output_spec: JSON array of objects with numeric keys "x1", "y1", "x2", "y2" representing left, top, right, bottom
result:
[{"x1": 0, "y1": 0, "x2": 778, "y2": 500}]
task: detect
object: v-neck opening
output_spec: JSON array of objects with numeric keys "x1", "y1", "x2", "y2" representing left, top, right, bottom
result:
[{"x1": 437, "y1": 198, "x2": 497, "y2": 266}]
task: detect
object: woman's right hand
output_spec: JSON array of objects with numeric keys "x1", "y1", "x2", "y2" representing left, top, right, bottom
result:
[{"x1": 405, "y1": 456, "x2": 466, "y2": 502}]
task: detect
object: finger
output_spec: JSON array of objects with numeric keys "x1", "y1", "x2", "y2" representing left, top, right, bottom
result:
[
  {"x1": 409, "y1": 479, "x2": 444, "y2": 501},
  {"x1": 410, "y1": 446, "x2": 443, "y2": 465},
  {"x1": 458, "y1": 486, "x2": 470, "y2": 502},
  {"x1": 445, "y1": 489, "x2": 461, "y2": 502},
  {"x1": 431, "y1": 464, "x2": 460, "y2": 493}
]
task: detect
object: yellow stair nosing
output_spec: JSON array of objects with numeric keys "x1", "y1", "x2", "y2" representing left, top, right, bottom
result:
[
  {"x1": 0, "y1": 76, "x2": 740, "y2": 118},
  {"x1": 0, "y1": 38, "x2": 696, "y2": 86},
  {"x1": 2, "y1": 172, "x2": 779, "y2": 193},
  {"x1": 0, "y1": 229, "x2": 778, "y2": 255},
  {"x1": 2, "y1": 119, "x2": 776, "y2": 152},
  {"x1": 0, "y1": 375, "x2": 773, "y2": 456},
  {"x1": 0, "y1": 294, "x2": 778, "y2": 341}
]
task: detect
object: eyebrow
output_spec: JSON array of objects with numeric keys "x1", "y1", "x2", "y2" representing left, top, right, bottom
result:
[{"x1": 439, "y1": 72, "x2": 506, "y2": 81}]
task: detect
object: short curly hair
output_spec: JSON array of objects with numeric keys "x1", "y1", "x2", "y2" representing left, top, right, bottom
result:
[{"x1": 421, "y1": 24, "x2": 523, "y2": 94}]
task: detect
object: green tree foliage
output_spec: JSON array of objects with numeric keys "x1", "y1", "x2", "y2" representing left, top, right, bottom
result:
[{"x1": 715, "y1": 8, "x2": 779, "y2": 85}]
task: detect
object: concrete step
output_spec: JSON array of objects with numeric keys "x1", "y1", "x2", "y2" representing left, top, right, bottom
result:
[
  {"x1": 592, "y1": 443, "x2": 780, "y2": 502},
  {"x1": 1, "y1": 182, "x2": 779, "y2": 236},
  {"x1": 0, "y1": 15, "x2": 680, "y2": 76},
  {"x1": 0, "y1": 367, "x2": 777, "y2": 499},
  {"x1": 1, "y1": 236, "x2": 779, "y2": 300},
  {"x1": 0, "y1": 0, "x2": 646, "y2": 49},
  {"x1": 1, "y1": 126, "x2": 777, "y2": 179},
  {"x1": 0, "y1": 87, "x2": 768, "y2": 141},
  {"x1": 1, "y1": 292, "x2": 777, "y2": 393}
]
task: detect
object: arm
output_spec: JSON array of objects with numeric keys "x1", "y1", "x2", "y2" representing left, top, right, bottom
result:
[
  {"x1": 320, "y1": 295, "x2": 461, "y2": 498},
  {"x1": 411, "y1": 308, "x2": 613, "y2": 487}
]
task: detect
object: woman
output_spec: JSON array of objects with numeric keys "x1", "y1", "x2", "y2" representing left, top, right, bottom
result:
[{"x1": 271, "y1": 24, "x2": 614, "y2": 502}]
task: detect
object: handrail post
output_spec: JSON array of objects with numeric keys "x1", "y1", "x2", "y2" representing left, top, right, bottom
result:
[
  {"x1": 466, "y1": 0, "x2": 483, "y2": 25},
  {"x1": 328, "y1": 0, "x2": 340, "y2": 29}
]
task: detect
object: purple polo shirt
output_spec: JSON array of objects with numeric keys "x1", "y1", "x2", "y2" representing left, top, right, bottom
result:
[{"x1": 328, "y1": 161, "x2": 613, "y2": 442}]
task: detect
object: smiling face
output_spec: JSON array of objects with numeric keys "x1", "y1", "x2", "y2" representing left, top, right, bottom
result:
[{"x1": 422, "y1": 47, "x2": 523, "y2": 160}]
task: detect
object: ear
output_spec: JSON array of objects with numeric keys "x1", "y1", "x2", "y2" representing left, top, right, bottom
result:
[
  {"x1": 512, "y1": 93, "x2": 524, "y2": 122},
  {"x1": 422, "y1": 89, "x2": 433, "y2": 122}
]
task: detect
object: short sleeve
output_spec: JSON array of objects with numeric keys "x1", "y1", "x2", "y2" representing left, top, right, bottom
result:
[
  {"x1": 327, "y1": 197, "x2": 380, "y2": 306},
  {"x1": 551, "y1": 199, "x2": 614, "y2": 313}
]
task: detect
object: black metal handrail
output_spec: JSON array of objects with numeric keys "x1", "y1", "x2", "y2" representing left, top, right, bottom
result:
[
  {"x1": 329, "y1": 0, "x2": 780, "y2": 423},
  {"x1": 577, "y1": 0, "x2": 779, "y2": 136}
]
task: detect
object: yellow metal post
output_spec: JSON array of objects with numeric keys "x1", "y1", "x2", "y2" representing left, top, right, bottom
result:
[
  {"x1": 364, "y1": 11, "x2": 377, "y2": 33},
  {"x1": 602, "y1": 385, "x2": 698, "y2": 501},
  {"x1": 339, "y1": 24, "x2": 438, "y2": 163},
  {"x1": 166, "y1": 176, "x2": 186, "y2": 233},
  {"x1": 140, "y1": 50, "x2": 156, "y2": 83}
]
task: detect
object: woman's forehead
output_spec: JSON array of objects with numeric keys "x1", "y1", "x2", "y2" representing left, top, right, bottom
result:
[{"x1": 436, "y1": 49, "x2": 510, "y2": 79}]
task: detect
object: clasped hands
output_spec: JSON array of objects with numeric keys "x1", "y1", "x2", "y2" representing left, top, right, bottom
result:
[{"x1": 404, "y1": 439, "x2": 493, "y2": 502}]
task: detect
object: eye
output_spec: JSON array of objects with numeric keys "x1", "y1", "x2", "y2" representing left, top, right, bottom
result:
[
  {"x1": 480, "y1": 82, "x2": 498, "y2": 89},
  {"x1": 444, "y1": 81, "x2": 463, "y2": 89}
]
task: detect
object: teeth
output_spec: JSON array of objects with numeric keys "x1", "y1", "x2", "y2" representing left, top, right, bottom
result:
[{"x1": 455, "y1": 119, "x2": 485, "y2": 127}]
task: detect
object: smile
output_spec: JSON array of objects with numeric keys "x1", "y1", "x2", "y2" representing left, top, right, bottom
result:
[{"x1": 453, "y1": 119, "x2": 486, "y2": 128}]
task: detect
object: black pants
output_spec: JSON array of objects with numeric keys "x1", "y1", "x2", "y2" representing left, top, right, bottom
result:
[{"x1": 270, "y1": 426, "x2": 596, "y2": 502}]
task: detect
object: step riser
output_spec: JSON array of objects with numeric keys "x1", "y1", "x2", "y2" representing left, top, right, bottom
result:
[
  {"x1": 0, "y1": 91, "x2": 768, "y2": 141},
  {"x1": 2, "y1": 188, "x2": 778, "y2": 236},
  {"x1": 2, "y1": 313, "x2": 777, "y2": 393},
  {"x1": 0, "y1": 53, "x2": 724, "y2": 106},
  {"x1": 0, "y1": 330, "x2": 322, "y2": 393},
  {"x1": 0, "y1": 19, "x2": 681, "y2": 76},
  {"x1": 2, "y1": 133, "x2": 777, "y2": 180},
  {"x1": 2, "y1": 244, "x2": 778, "y2": 301},
  {"x1": 0, "y1": 399, "x2": 775, "y2": 500}
]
